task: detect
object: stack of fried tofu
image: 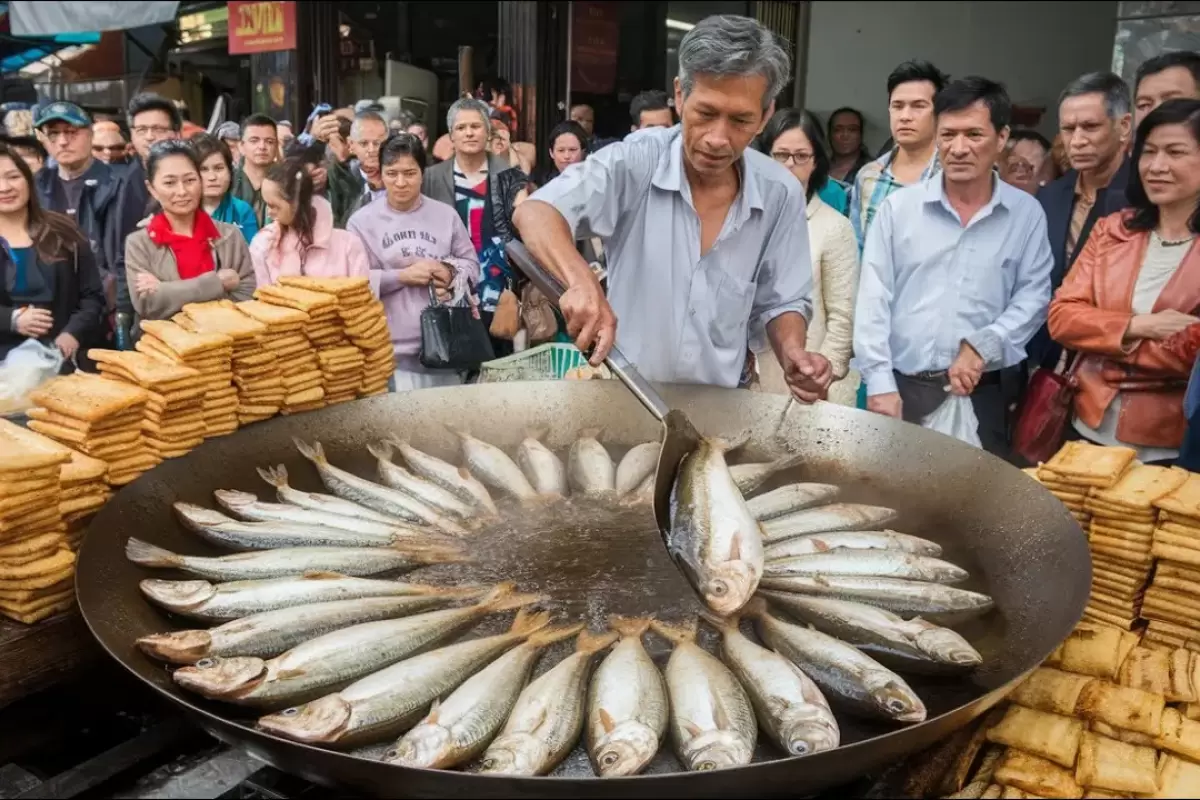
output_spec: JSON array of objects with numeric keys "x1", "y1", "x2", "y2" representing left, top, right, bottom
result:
[
  {"x1": 1037, "y1": 442, "x2": 1141, "y2": 629},
  {"x1": 175, "y1": 301, "x2": 280, "y2": 427},
  {"x1": 1141, "y1": 474, "x2": 1200, "y2": 650},
  {"x1": 59, "y1": 449, "x2": 110, "y2": 549},
  {"x1": 317, "y1": 345, "x2": 366, "y2": 405},
  {"x1": 138, "y1": 320, "x2": 237, "y2": 438},
  {"x1": 0, "y1": 420, "x2": 75, "y2": 624},
  {"x1": 26, "y1": 374, "x2": 157, "y2": 487},
  {"x1": 255, "y1": 283, "x2": 339, "y2": 344},
  {"x1": 89, "y1": 350, "x2": 207, "y2": 460},
  {"x1": 236, "y1": 299, "x2": 323, "y2": 414}
]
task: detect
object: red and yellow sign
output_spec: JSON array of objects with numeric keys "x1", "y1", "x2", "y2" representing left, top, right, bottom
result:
[{"x1": 228, "y1": 1, "x2": 297, "y2": 55}]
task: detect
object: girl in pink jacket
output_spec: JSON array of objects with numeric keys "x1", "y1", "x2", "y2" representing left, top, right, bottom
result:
[{"x1": 249, "y1": 160, "x2": 370, "y2": 286}]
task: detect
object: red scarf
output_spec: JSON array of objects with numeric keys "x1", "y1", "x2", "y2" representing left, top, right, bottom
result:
[{"x1": 147, "y1": 209, "x2": 221, "y2": 280}]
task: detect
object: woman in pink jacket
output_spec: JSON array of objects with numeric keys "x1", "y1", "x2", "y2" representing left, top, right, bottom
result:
[{"x1": 249, "y1": 158, "x2": 370, "y2": 286}]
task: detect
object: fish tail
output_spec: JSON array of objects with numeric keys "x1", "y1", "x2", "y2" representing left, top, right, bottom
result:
[
  {"x1": 580, "y1": 427, "x2": 604, "y2": 440},
  {"x1": 576, "y1": 629, "x2": 619, "y2": 655},
  {"x1": 385, "y1": 434, "x2": 409, "y2": 453},
  {"x1": 509, "y1": 606, "x2": 552, "y2": 636},
  {"x1": 650, "y1": 619, "x2": 699, "y2": 646},
  {"x1": 125, "y1": 537, "x2": 182, "y2": 568},
  {"x1": 524, "y1": 426, "x2": 548, "y2": 442},
  {"x1": 366, "y1": 441, "x2": 394, "y2": 462},
  {"x1": 698, "y1": 610, "x2": 740, "y2": 634},
  {"x1": 256, "y1": 465, "x2": 288, "y2": 488},
  {"x1": 711, "y1": 433, "x2": 751, "y2": 453},
  {"x1": 608, "y1": 616, "x2": 653, "y2": 640},
  {"x1": 293, "y1": 438, "x2": 326, "y2": 464},
  {"x1": 528, "y1": 622, "x2": 584, "y2": 648}
]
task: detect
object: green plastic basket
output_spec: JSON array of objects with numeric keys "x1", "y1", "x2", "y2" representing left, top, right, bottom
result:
[{"x1": 477, "y1": 343, "x2": 606, "y2": 383}]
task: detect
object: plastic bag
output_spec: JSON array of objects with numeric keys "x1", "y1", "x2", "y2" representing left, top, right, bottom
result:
[
  {"x1": 920, "y1": 394, "x2": 982, "y2": 449},
  {"x1": 0, "y1": 339, "x2": 63, "y2": 415}
]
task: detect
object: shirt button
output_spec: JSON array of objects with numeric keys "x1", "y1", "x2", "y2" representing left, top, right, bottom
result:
[{"x1": 689, "y1": 308, "x2": 696, "y2": 316}]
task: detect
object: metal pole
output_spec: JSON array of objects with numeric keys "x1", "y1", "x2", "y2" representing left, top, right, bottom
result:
[
  {"x1": 792, "y1": 0, "x2": 811, "y2": 109},
  {"x1": 563, "y1": 0, "x2": 573, "y2": 119}
]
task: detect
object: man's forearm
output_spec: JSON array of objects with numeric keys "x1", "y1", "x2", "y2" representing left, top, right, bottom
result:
[
  {"x1": 766, "y1": 311, "x2": 809, "y2": 361},
  {"x1": 512, "y1": 200, "x2": 597, "y2": 290}
]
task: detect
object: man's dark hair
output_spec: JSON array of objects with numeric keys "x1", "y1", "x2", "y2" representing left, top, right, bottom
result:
[
  {"x1": 241, "y1": 113, "x2": 277, "y2": 136},
  {"x1": 1126, "y1": 98, "x2": 1200, "y2": 234},
  {"x1": 1008, "y1": 129, "x2": 1052, "y2": 152},
  {"x1": 1058, "y1": 71, "x2": 1131, "y2": 118},
  {"x1": 127, "y1": 92, "x2": 182, "y2": 132},
  {"x1": 481, "y1": 76, "x2": 512, "y2": 104},
  {"x1": 380, "y1": 132, "x2": 427, "y2": 171},
  {"x1": 934, "y1": 76, "x2": 1012, "y2": 132},
  {"x1": 886, "y1": 60, "x2": 949, "y2": 98},
  {"x1": 1135, "y1": 50, "x2": 1200, "y2": 94},
  {"x1": 629, "y1": 89, "x2": 671, "y2": 125}
]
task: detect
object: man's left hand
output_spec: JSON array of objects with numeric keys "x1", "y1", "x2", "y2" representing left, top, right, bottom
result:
[
  {"x1": 779, "y1": 342, "x2": 832, "y2": 404},
  {"x1": 948, "y1": 342, "x2": 985, "y2": 396},
  {"x1": 55, "y1": 332, "x2": 79, "y2": 360}
]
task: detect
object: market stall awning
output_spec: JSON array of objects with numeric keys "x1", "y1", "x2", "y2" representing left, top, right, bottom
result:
[
  {"x1": 7, "y1": 1, "x2": 179, "y2": 36},
  {"x1": 0, "y1": 4, "x2": 101, "y2": 75}
]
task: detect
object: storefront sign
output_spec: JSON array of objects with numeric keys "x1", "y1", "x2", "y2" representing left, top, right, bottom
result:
[
  {"x1": 571, "y1": 1, "x2": 620, "y2": 95},
  {"x1": 228, "y1": 1, "x2": 297, "y2": 55}
]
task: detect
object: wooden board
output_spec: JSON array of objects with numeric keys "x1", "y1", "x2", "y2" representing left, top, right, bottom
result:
[{"x1": 0, "y1": 610, "x2": 98, "y2": 711}]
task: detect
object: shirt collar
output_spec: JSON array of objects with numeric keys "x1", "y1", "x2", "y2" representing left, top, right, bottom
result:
[
  {"x1": 650, "y1": 129, "x2": 764, "y2": 213},
  {"x1": 878, "y1": 145, "x2": 941, "y2": 180},
  {"x1": 924, "y1": 172, "x2": 1008, "y2": 215}
]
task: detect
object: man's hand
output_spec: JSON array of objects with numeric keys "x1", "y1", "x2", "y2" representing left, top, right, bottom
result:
[
  {"x1": 14, "y1": 308, "x2": 53, "y2": 338},
  {"x1": 868, "y1": 392, "x2": 903, "y2": 418},
  {"x1": 1128, "y1": 310, "x2": 1200, "y2": 341},
  {"x1": 948, "y1": 342, "x2": 985, "y2": 396},
  {"x1": 312, "y1": 115, "x2": 340, "y2": 143},
  {"x1": 776, "y1": 340, "x2": 832, "y2": 403},
  {"x1": 135, "y1": 272, "x2": 161, "y2": 297},
  {"x1": 55, "y1": 331, "x2": 79, "y2": 360},
  {"x1": 561, "y1": 277, "x2": 617, "y2": 365}
]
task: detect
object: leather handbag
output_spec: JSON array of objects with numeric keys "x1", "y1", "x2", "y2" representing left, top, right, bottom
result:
[
  {"x1": 1012, "y1": 357, "x2": 1080, "y2": 466},
  {"x1": 489, "y1": 284, "x2": 521, "y2": 340},
  {"x1": 419, "y1": 284, "x2": 495, "y2": 370},
  {"x1": 519, "y1": 283, "x2": 559, "y2": 345}
]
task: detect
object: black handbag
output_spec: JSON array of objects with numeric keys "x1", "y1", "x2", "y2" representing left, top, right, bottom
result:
[{"x1": 418, "y1": 283, "x2": 495, "y2": 370}]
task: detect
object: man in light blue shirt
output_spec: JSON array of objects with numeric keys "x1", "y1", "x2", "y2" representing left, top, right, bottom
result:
[
  {"x1": 854, "y1": 76, "x2": 1054, "y2": 458},
  {"x1": 514, "y1": 15, "x2": 830, "y2": 402}
]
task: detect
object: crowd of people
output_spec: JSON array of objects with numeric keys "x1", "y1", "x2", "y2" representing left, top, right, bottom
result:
[{"x1": 4, "y1": 12, "x2": 1200, "y2": 471}]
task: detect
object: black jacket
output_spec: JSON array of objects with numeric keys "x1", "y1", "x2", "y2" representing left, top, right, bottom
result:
[
  {"x1": 112, "y1": 159, "x2": 154, "y2": 316},
  {"x1": 421, "y1": 153, "x2": 528, "y2": 244},
  {"x1": 1027, "y1": 158, "x2": 1133, "y2": 369},
  {"x1": 0, "y1": 240, "x2": 106, "y2": 364},
  {"x1": 34, "y1": 159, "x2": 125, "y2": 285}
]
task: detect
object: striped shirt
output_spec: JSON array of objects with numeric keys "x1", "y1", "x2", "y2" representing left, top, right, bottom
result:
[{"x1": 850, "y1": 147, "x2": 941, "y2": 252}]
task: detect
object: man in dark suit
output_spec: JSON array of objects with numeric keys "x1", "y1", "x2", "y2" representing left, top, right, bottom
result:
[{"x1": 1028, "y1": 72, "x2": 1133, "y2": 370}]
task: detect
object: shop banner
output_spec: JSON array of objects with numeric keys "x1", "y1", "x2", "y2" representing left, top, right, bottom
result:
[
  {"x1": 9, "y1": 2, "x2": 179, "y2": 35},
  {"x1": 228, "y1": 1, "x2": 297, "y2": 56},
  {"x1": 571, "y1": 1, "x2": 620, "y2": 96}
]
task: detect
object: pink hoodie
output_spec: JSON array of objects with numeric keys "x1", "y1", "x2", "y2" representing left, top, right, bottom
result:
[{"x1": 249, "y1": 195, "x2": 371, "y2": 287}]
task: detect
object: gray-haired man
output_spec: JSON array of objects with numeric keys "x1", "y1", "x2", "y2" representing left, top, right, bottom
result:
[
  {"x1": 318, "y1": 109, "x2": 389, "y2": 227},
  {"x1": 514, "y1": 14, "x2": 829, "y2": 401}
]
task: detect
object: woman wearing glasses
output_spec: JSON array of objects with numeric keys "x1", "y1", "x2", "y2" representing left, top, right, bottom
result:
[{"x1": 753, "y1": 109, "x2": 861, "y2": 406}]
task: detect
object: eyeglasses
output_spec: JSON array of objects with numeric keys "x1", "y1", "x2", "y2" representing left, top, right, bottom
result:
[
  {"x1": 92, "y1": 145, "x2": 127, "y2": 154},
  {"x1": 132, "y1": 125, "x2": 174, "y2": 137},
  {"x1": 771, "y1": 151, "x2": 813, "y2": 166}
]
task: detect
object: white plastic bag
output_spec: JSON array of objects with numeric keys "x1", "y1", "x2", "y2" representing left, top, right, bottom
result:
[
  {"x1": 920, "y1": 394, "x2": 982, "y2": 449},
  {"x1": 0, "y1": 339, "x2": 63, "y2": 415}
]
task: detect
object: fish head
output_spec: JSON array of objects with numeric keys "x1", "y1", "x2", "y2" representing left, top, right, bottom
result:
[
  {"x1": 777, "y1": 711, "x2": 840, "y2": 757},
  {"x1": 136, "y1": 630, "x2": 214, "y2": 664},
  {"x1": 385, "y1": 723, "x2": 452, "y2": 769},
  {"x1": 681, "y1": 729, "x2": 754, "y2": 772},
  {"x1": 914, "y1": 628, "x2": 983, "y2": 668},
  {"x1": 172, "y1": 657, "x2": 266, "y2": 698},
  {"x1": 476, "y1": 733, "x2": 548, "y2": 776},
  {"x1": 139, "y1": 579, "x2": 215, "y2": 610},
  {"x1": 869, "y1": 678, "x2": 927, "y2": 723},
  {"x1": 702, "y1": 560, "x2": 760, "y2": 617},
  {"x1": 591, "y1": 720, "x2": 659, "y2": 777},
  {"x1": 258, "y1": 695, "x2": 353, "y2": 744}
]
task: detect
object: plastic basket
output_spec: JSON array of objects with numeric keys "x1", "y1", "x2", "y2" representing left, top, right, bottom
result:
[{"x1": 476, "y1": 343, "x2": 611, "y2": 383}]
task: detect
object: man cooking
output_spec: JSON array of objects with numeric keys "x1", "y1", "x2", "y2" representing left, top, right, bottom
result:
[{"x1": 512, "y1": 14, "x2": 831, "y2": 403}]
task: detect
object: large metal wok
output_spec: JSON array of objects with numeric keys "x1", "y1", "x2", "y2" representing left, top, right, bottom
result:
[{"x1": 76, "y1": 381, "x2": 1090, "y2": 798}]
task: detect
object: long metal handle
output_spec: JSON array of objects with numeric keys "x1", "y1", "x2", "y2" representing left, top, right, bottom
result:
[{"x1": 506, "y1": 240, "x2": 670, "y2": 422}]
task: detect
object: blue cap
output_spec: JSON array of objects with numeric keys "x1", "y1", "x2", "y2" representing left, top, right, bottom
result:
[{"x1": 34, "y1": 101, "x2": 90, "y2": 129}]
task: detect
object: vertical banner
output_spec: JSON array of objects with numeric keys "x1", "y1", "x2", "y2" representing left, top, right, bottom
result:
[
  {"x1": 570, "y1": 1, "x2": 620, "y2": 96},
  {"x1": 228, "y1": 1, "x2": 297, "y2": 56}
]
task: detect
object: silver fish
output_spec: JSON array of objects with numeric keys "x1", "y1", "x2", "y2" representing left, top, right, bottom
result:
[
  {"x1": 259, "y1": 607, "x2": 551, "y2": 747},
  {"x1": 729, "y1": 454, "x2": 803, "y2": 495},
  {"x1": 515, "y1": 428, "x2": 567, "y2": 497},
  {"x1": 764, "y1": 530, "x2": 944, "y2": 561},
  {"x1": 257, "y1": 465, "x2": 403, "y2": 525},
  {"x1": 138, "y1": 574, "x2": 475, "y2": 622},
  {"x1": 586, "y1": 617, "x2": 669, "y2": 777},
  {"x1": 366, "y1": 442, "x2": 477, "y2": 520},
  {"x1": 479, "y1": 630, "x2": 618, "y2": 776},
  {"x1": 615, "y1": 442, "x2": 659, "y2": 495},
  {"x1": 137, "y1": 593, "x2": 477, "y2": 664},
  {"x1": 389, "y1": 437, "x2": 497, "y2": 515},
  {"x1": 762, "y1": 503, "x2": 900, "y2": 543},
  {"x1": 172, "y1": 583, "x2": 538, "y2": 708},
  {"x1": 668, "y1": 437, "x2": 764, "y2": 616},
  {"x1": 214, "y1": 490, "x2": 429, "y2": 541},
  {"x1": 568, "y1": 428, "x2": 616, "y2": 494},
  {"x1": 652, "y1": 620, "x2": 756, "y2": 772},
  {"x1": 621, "y1": 471, "x2": 655, "y2": 505},
  {"x1": 764, "y1": 550, "x2": 969, "y2": 584},
  {"x1": 746, "y1": 483, "x2": 841, "y2": 521},
  {"x1": 173, "y1": 503, "x2": 413, "y2": 550},
  {"x1": 126, "y1": 538, "x2": 462, "y2": 583},
  {"x1": 452, "y1": 429, "x2": 538, "y2": 501},
  {"x1": 756, "y1": 594, "x2": 982, "y2": 674},
  {"x1": 701, "y1": 612, "x2": 839, "y2": 757},
  {"x1": 745, "y1": 599, "x2": 926, "y2": 723},
  {"x1": 387, "y1": 623, "x2": 583, "y2": 769},
  {"x1": 294, "y1": 439, "x2": 468, "y2": 537},
  {"x1": 758, "y1": 575, "x2": 994, "y2": 624}
]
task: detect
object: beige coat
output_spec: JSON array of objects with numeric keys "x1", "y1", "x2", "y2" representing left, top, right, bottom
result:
[
  {"x1": 124, "y1": 220, "x2": 256, "y2": 323},
  {"x1": 757, "y1": 192, "x2": 861, "y2": 406}
]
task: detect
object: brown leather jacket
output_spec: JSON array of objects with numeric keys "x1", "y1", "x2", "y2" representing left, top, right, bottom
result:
[{"x1": 1048, "y1": 211, "x2": 1200, "y2": 449}]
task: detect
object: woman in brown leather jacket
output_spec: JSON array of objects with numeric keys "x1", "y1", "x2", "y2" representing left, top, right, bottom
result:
[{"x1": 1048, "y1": 99, "x2": 1200, "y2": 463}]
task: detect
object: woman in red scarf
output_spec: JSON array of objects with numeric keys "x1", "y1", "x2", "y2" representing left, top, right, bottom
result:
[{"x1": 124, "y1": 140, "x2": 255, "y2": 327}]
